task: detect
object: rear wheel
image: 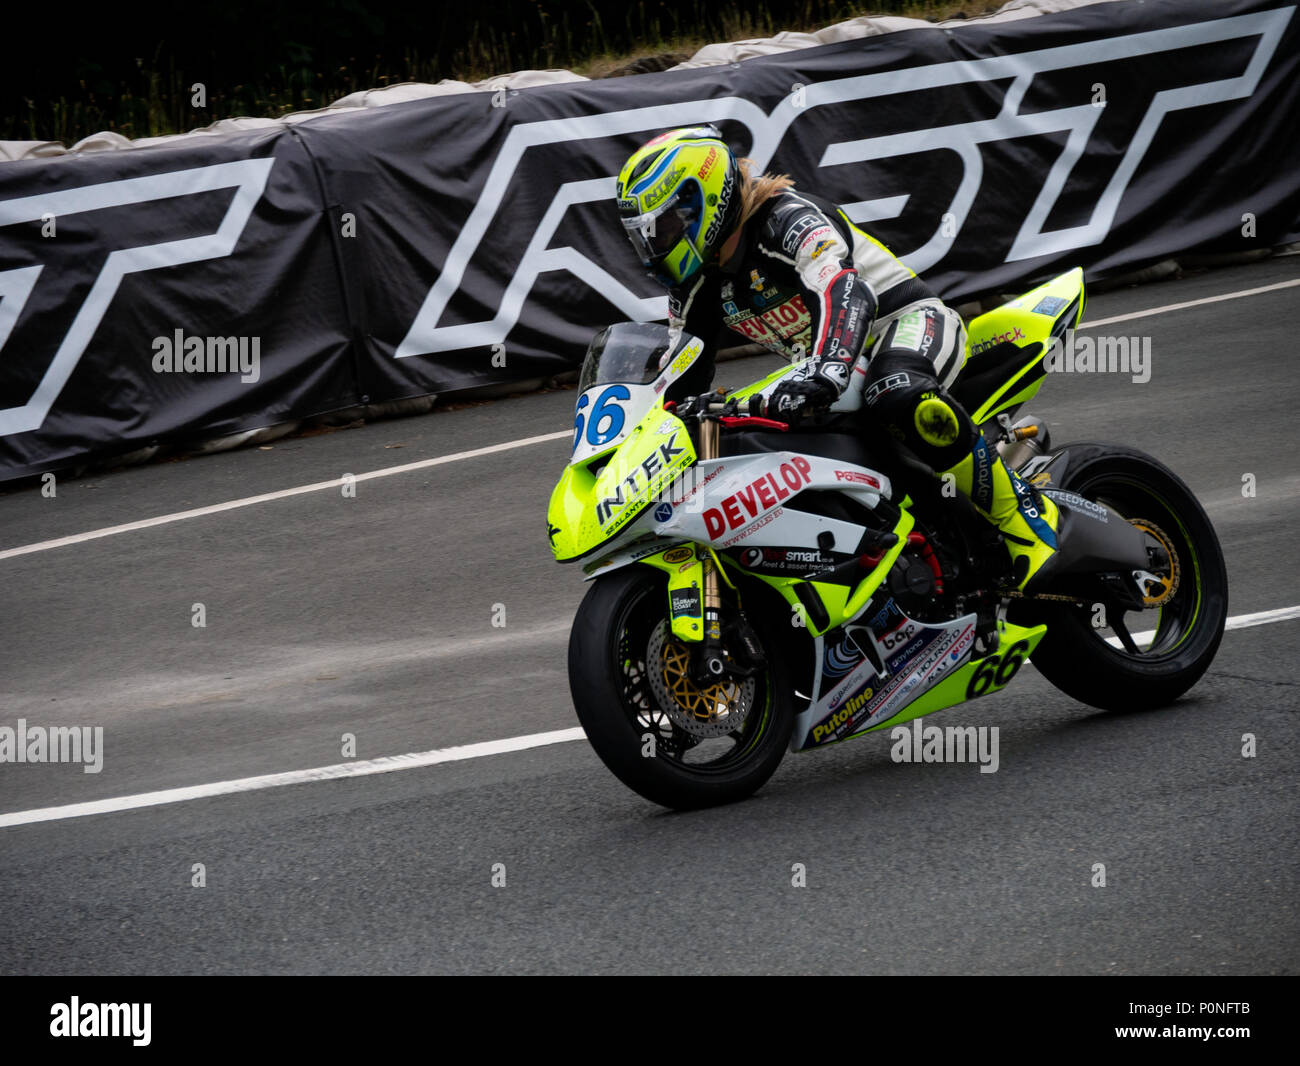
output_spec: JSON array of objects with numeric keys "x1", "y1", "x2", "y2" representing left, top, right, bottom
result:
[
  {"x1": 568, "y1": 567, "x2": 795, "y2": 809},
  {"x1": 1016, "y1": 444, "x2": 1227, "y2": 711}
]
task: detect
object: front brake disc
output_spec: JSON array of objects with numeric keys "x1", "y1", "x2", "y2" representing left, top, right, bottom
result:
[{"x1": 645, "y1": 621, "x2": 755, "y2": 738}]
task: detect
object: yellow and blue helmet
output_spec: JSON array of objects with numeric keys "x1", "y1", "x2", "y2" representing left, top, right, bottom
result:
[{"x1": 616, "y1": 125, "x2": 742, "y2": 287}]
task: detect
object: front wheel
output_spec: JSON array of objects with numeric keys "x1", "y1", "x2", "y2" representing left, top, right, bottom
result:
[
  {"x1": 568, "y1": 568, "x2": 795, "y2": 809},
  {"x1": 1016, "y1": 443, "x2": 1228, "y2": 712}
]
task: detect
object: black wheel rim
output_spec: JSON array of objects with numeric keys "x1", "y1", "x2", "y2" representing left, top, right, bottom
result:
[
  {"x1": 1071, "y1": 474, "x2": 1205, "y2": 662},
  {"x1": 609, "y1": 579, "x2": 775, "y2": 775}
]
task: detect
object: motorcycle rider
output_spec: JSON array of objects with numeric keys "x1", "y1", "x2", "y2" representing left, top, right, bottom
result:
[{"x1": 615, "y1": 124, "x2": 1063, "y2": 593}]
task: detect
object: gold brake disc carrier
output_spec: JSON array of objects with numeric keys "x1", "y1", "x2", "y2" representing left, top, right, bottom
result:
[
  {"x1": 646, "y1": 622, "x2": 754, "y2": 739},
  {"x1": 1127, "y1": 517, "x2": 1180, "y2": 608}
]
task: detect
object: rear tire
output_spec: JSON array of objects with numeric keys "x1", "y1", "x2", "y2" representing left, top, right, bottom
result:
[
  {"x1": 568, "y1": 567, "x2": 795, "y2": 809},
  {"x1": 1016, "y1": 443, "x2": 1227, "y2": 712}
]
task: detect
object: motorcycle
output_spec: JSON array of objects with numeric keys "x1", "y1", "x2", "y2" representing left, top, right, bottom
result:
[{"x1": 547, "y1": 268, "x2": 1228, "y2": 809}]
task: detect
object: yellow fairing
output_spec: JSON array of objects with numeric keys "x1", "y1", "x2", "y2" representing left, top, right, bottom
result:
[
  {"x1": 547, "y1": 406, "x2": 695, "y2": 562},
  {"x1": 640, "y1": 546, "x2": 707, "y2": 641},
  {"x1": 962, "y1": 268, "x2": 1085, "y2": 424}
]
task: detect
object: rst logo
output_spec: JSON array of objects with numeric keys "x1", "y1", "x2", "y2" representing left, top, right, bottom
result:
[
  {"x1": 389, "y1": 9, "x2": 1288, "y2": 374},
  {"x1": 703, "y1": 456, "x2": 812, "y2": 538},
  {"x1": 4, "y1": 10, "x2": 1287, "y2": 444},
  {"x1": 0, "y1": 159, "x2": 276, "y2": 438}
]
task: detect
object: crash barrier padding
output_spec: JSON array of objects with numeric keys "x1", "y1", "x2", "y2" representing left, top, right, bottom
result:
[{"x1": 0, "y1": 0, "x2": 1296, "y2": 480}]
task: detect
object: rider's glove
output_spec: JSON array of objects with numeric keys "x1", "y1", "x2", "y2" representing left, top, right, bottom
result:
[
  {"x1": 671, "y1": 392, "x2": 718, "y2": 422},
  {"x1": 763, "y1": 375, "x2": 838, "y2": 422}
]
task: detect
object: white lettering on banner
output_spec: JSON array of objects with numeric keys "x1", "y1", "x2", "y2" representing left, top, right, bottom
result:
[
  {"x1": 0, "y1": 11, "x2": 1288, "y2": 438},
  {"x1": 392, "y1": 9, "x2": 1289, "y2": 359},
  {"x1": 0, "y1": 159, "x2": 277, "y2": 437}
]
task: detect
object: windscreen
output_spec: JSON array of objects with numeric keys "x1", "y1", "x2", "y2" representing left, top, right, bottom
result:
[{"x1": 578, "y1": 323, "x2": 676, "y2": 393}]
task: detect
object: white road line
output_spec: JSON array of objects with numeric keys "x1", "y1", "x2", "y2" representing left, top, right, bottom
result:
[
  {"x1": 0, "y1": 727, "x2": 587, "y2": 829},
  {"x1": 1080, "y1": 278, "x2": 1300, "y2": 329},
  {"x1": 1104, "y1": 603, "x2": 1300, "y2": 649},
  {"x1": 0, "y1": 429, "x2": 571, "y2": 562},
  {"x1": 2, "y1": 605, "x2": 1297, "y2": 830},
  {"x1": 3, "y1": 276, "x2": 1297, "y2": 563}
]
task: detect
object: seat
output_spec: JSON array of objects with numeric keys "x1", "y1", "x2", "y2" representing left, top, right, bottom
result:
[{"x1": 950, "y1": 340, "x2": 1044, "y2": 416}]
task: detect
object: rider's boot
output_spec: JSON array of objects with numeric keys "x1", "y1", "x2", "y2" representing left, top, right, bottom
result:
[
  {"x1": 865, "y1": 352, "x2": 1065, "y2": 594},
  {"x1": 933, "y1": 417, "x2": 1063, "y2": 593}
]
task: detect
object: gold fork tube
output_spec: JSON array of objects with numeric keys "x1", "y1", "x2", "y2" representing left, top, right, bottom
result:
[{"x1": 698, "y1": 418, "x2": 722, "y2": 623}]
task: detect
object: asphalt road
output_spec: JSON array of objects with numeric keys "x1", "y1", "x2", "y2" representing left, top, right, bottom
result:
[{"x1": 0, "y1": 258, "x2": 1297, "y2": 974}]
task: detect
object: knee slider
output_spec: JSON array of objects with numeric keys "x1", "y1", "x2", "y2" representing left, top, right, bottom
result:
[{"x1": 913, "y1": 392, "x2": 962, "y2": 447}]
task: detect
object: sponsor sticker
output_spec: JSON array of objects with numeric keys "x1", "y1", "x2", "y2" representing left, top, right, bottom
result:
[
  {"x1": 868, "y1": 598, "x2": 904, "y2": 636},
  {"x1": 662, "y1": 545, "x2": 693, "y2": 563},
  {"x1": 970, "y1": 327, "x2": 1026, "y2": 355},
  {"x1": 783, "y1": 214, "x2": 824, "y2": 254},
  {"x1": 670, "y1": 588, "x2": 702, "y2": 618},
  {"x1": 823, "y1": 633, "x2": 863, "y2": 679},
  {"x1": 1045, "y1": 490, "x2": 1108, "y2": 522},
  {"x1": 864, "y1": 372, "x2": 910, "y2": 404},
  {"x1": 697, "y1": 146, "x2": 719, "y2": 180},
  {"x1": 643, "y1": 166, "x2": 685, "y2": 210},
  {"x1": 834, "y1": 469, "x2": 880, "y2": 488},
  {"x1": 738, "y1": 545, "x2": 839, "y2": 575},
  {"x1": 703, "y1": 456, "x2": 813, "y2": 539},
  {"x1": 595, "y1": 431, "x2": 688, "y2": 532},
  {"x1": 670, "y1": 347, "x2": 695, "y2": 375},
  {"x1": 1032, "y1": 295, "x2": 1068, "y2": 316},
  {"x1": 720, "y1": 506, "x2": 784, "y2": 547},
  {"x1": 891, "y1": 314, "x2": 925, "y2": 351}
]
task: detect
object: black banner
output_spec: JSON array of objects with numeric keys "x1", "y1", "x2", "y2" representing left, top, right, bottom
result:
[{"x1": 1, "y1": 0, "x2": 1297, "y2": 481}]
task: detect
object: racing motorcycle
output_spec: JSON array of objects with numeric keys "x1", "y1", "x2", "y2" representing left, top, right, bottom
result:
[{"x1": 547, "y1": 268, "x2": 1227, "y2": 809}]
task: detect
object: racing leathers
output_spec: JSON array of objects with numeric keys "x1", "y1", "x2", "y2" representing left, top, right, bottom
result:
[{"x1": 666, "y1": 188, "x2": 1063, "y2": 593}]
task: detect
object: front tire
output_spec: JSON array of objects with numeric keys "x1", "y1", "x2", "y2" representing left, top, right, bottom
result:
[
  {"x1": 568, "y1": 567, "x2": 795, "y2": 809},
  {"x1": 1017, "y1": 443, "x2": 1228, "y2": 712}
]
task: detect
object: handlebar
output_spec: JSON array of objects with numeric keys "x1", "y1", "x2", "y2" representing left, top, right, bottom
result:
[{"x1": 666, "y1": 394, "x2": 790, "y2": 431}]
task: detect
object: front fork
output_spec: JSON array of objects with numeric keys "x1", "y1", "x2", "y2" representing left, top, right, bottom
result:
[{"x1": 697, "y1": 418, "x2": 726, "y2": 680}]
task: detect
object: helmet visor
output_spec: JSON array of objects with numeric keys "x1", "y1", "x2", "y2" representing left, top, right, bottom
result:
[{"x1": 620, "y1": 184, "x2": 702, "y2": 268}]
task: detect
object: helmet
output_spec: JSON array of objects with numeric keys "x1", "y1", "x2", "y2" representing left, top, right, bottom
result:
[{"x1": 615, "y1": 125, "x2": 742, "y2": 287}]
